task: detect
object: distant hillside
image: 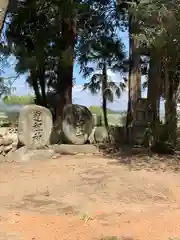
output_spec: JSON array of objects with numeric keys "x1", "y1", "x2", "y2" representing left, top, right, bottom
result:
[{"x1": 89, "y1": 106, "x2": 120, "y2": 114}]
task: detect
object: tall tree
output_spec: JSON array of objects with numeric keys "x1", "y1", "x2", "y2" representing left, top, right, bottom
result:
[
  {"x1": 5, "y1": 0, "x2": 118, "y2": 120},
  {"x1": 117, "y1": 0, "x2": 141, "y2": 130},
  {"x1": 79, "y1": 35, "x2": 126, "y2": 128},
  {"x1": 131, "y1": 0, "x2": 180, "y2": 145}
]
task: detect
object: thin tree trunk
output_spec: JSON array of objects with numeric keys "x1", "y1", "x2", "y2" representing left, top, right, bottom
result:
[
  {"x1": 165, "y1": 68, "x2": 177, "y2": 146},
  {"x1": 102, "y1": 63, "x2": 108, "y2": 129},
  {"x1": 164, "y1": 66, "x2": 169, "y2": 125}
]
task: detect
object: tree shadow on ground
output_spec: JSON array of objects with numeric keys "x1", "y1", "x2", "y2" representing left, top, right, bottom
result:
[{"x1": 99, "y1": 143, "x2": 180, "y2": 172}]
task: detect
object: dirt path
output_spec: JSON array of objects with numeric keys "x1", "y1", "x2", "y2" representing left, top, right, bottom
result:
[{"x1": 1, "y1": 155, "x2": 180, "y2": 239}]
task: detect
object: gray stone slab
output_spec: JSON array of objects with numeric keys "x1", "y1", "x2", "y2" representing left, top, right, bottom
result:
[
  {"x1": 6, "y1": 146, "x2": 54, "y2": 162},
  {"x1": 52, "y1": 144, "x2": 99, "y2": 155},
  {"x1": 18, "y1": 105, "x2": 53, "y2": 149}
]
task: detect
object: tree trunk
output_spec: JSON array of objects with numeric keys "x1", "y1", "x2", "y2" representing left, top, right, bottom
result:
[
  {"x1": 128, "y1": 16, "x2": 141, "y2": 120},
  {"x1": 147, "y1": 53, "x2": 161, "y2": 123},
  {"x1": 30, "y1": 70, "x2": 42, "y2": 105},
  {"x1": 102, "y1": 63, "x2": 108, "y2": 129},
  {"x1": 0, "y1": 0, "x2": 9, "y2": 32},
  {"x1": 55, "y1": 18, "x2": 75, "y2": 119},
  {"x1": 147, "y1": 53, "x2": 162, "y2": 143},
  {"x1": 165, "y1": 68, "x2": 177, "y2": 146},
  {"x1": 56, "y1": 59, "x2": 73, "y2": 118},
  {"x1": 38, "y1": 65, "x2": 47, "y2": 107},
  {"x1": 126, "y1": 14, "x2": 141, "y2": 143}
]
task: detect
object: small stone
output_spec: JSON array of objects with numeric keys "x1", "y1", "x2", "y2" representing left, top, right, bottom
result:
[
  {"x1": 4, "y1": 144, "x2": 13, "y2": 153},
  {"x1": 76, "y1": 153, "x2": 85, "y2": 156},
  {"x1": 51, "y1": 153, "x2": 61, "y2": 159},
  {"x1": 14, "y1": 212, "x2": 20, "y2": 216},
  {"x1": 6, "y1": 133, "x2": 18, "y2": 144},
  {"x1": 2, "y1": 137, "x2": 13, "y2": 146},
  {"x1": 12, "y1": 220, "x2": 19, "y2": 224},
  {"x1": 44, "y1": 187, "x2": 50, "y2": 197}
]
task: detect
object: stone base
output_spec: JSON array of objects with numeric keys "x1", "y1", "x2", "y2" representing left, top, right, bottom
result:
[
  {"x1": 6, "y1": 147, "x2": 55, "y2": 163},
  {"x1": 52, "y1": 144, "x2": 99, "y2": 155}
]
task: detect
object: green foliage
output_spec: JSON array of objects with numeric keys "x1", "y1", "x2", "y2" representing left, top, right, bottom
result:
[
  {"x1": 4, "y1": 0, "x2": 120, "y2": 108},
  {"x1": 3, "y1": 95, "x2": 34, "y2": 105},
  {"x1": 119, "y1": 113, "x2": 127, "y2": 126},
  {"x1": 89, "y1": 106, "x2": 118, "y2": 115},
  {"x1": 79, "y1": 34, "x2": 127, "y2": 102},
  {"x1": 79, "y1": 31, "x2": 126, "y2": 128}
]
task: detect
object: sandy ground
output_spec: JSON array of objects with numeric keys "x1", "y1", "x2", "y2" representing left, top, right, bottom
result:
[{"x1": 1, "y1": 155, "x2": 180, "y2": 239}]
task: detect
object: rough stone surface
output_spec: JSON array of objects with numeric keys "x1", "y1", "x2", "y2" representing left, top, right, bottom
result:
[
  {"x1": 94, "y1": 126, "x2": 109, "y2": 143},
  {"x1": 5, "y1": 133, "x2": 18, "y2": 145},
  {"x1": 62, "y1": 104, "x2": 94, "y2": 145},
  {"x1": 0, "y1": 127, "x2": 19, "y2": 156},
  {"x1": 52, "y1": 144, "x2": 99, "y2": 155},
  {"x1": 18, "y1": 105, "x2": 53, "y2": 149},
  {"x1": 2, "y1": 136, "x2": 13, "y2": 146},
  {"x1": 6, "y1": 146, "x2": 55, "y2": 163}
]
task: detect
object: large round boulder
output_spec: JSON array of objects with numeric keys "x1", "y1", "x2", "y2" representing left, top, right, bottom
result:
[{"x1": 62, "y1": 104, "x2": 94, "y2": 144}]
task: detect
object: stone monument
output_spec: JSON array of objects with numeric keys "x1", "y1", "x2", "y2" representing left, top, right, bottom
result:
[
  {"x1": 18, "y1": 105, "x2": 53, "y2": 149},
  {"x1": 62, "y1": 104, "x2": 94, "y2": 144}
]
